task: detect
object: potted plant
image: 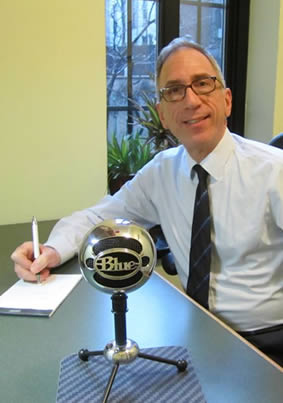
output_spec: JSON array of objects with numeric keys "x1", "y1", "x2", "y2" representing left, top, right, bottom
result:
[
  {"x1": 130, "y1": 92, "x2": 179, "y2": 151},
  {"x1": 108, "y1": 93, "x2": 178, "y2": 194},
  {"x1": 107, "y1": 129, "x2": 154, "y2": 195}
]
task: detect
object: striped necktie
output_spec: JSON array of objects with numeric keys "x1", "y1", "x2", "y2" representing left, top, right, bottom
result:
[{"x1": 186, "y1": 164, "x2": 211, "y2": 309}]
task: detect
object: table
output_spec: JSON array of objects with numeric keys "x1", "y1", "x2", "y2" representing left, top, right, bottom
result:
[{"x1": 0, "y1": 221, "x2": 282, "y2": 403}]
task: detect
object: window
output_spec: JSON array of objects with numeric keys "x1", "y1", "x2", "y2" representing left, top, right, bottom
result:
[
  {"x1": 179, "y1": 1, "x2": 226, "y2": 71},
  {"x1": 105, "y1": 0, "x2": 159, "y2": 141}
]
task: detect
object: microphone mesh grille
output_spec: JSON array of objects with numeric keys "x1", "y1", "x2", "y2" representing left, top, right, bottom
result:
[
  {"x1": 93, "y1": 237, "x2": 142, "y2": 254},
  {"x1": 93, "y1": 271, "x2": 143, "y2": 289}
]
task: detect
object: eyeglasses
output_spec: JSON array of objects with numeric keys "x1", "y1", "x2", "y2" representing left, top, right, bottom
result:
[{"x1": 159, "y1": 76, "x2": 221, "y2": 102}]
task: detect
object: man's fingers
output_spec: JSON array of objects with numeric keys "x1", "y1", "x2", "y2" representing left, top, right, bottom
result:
[
  {"x1": 30, "y1": 253, "x2": 49, "y2": 274},
  {"x1": 11, "y1": 242, "x2": 60, "y2": 281},
  {"x1": 11, "y1": 242, "x2": 34, "y2": 270},
  {"x1": 30, "y1": 247, "x2": 61, "y2": 274},
  {"x1": 11, "y1": 253, "x2": 32, "y2": 270},
  {"x1": 14, "y1": 264, "x2": 37, "y2": 282},
  {"x1": 15, "y1": 265, "x2": 50, "y2": 282},
  {"x1": 34, "y1": 268, "x2": 50, "y2": 282}
]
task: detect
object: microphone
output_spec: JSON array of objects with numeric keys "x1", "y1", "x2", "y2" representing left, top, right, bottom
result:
[
  {"x1": 78, "y1": 219, "x2": 187, "y2": 403},
  {"x1": 79, "y1": 218, "x2": 157, "y2": 294}
]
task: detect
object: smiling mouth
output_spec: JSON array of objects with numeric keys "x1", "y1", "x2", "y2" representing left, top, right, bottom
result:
[{"x1": 183, "y1": 115, "x2": 209, "y2": 125}]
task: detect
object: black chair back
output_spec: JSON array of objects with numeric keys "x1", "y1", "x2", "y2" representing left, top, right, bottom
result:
[{"x1": 269, "y1": 133, "x2": 283, "y2": 149}]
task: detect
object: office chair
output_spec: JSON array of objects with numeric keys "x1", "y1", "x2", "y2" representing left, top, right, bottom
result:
[
  {"x1": 269, "y1": 133, "x2": 283, "y2": 149},
  {"x1": 149, "y1": 225, "x2": 177, "y2": 275}
]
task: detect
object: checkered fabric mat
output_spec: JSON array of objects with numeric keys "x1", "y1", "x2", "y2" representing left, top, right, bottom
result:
[{"x1": 56, "y1": 346, "x2": 206, "y2": 402}]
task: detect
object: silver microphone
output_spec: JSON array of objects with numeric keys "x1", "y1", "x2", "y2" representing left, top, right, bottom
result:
[
  {"x1": 77, "y1": 218, "x2": 187, "y2": 399},
  {"x1": 79, "y1": 218, "x2": 156, "y2": 294}
]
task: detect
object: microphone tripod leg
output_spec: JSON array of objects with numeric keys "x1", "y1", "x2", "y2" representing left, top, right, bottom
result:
[
  {"x1": 102, "y1": 363, "x2": 120, "y2": 403},
  {"x1": 138, "y1": 352, "x2": 187, "y2": 372},
  {"x1": 78, "y1": 349, "x2": 104, "y2": 361}
]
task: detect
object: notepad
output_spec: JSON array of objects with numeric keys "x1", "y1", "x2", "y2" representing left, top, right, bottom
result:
[{"x1": 0, "y1": 274, "x2": 82, "y2": 317}]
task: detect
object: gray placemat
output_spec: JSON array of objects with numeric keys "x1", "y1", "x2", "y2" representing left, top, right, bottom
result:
[{"x1": 56, "y1": 346, "x2": 206, "y2": 402}]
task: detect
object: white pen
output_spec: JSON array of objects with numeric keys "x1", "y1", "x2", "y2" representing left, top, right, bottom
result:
[{"x1": 32, "y1": 216, "x2": 41, "y2": 283}]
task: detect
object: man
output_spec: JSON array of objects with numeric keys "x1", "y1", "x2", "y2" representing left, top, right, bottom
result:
[{"x1": 11, "y1": 37, "x2": 283, "y2": 366}]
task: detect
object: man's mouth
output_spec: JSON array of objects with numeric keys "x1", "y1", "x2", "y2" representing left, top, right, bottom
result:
[{"x1": 183, "y1": 115, "x2": 209, "y2": 125}]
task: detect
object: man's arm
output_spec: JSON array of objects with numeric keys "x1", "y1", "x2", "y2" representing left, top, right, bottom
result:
[{"x1": 11, "y1": 157, "x2": 160, "y2": 281}]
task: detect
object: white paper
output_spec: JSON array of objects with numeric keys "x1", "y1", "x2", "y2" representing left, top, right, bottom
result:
[{"x1": 0, "y1": 274, "x2": 82, "y2": 317}]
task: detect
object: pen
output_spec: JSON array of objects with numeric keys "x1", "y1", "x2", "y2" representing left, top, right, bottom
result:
[{"x1": 32, "y1": 216, "x2": 41, "y2": 283}]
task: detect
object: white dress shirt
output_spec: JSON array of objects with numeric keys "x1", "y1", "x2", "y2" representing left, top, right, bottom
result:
[{"x1": 47, "y1": 129, "x2": 283, "y2": 332}]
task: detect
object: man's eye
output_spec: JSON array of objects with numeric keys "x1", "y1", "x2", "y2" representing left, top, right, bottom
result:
[
  {"x1": 167, "y1": 86, "x2": 183, "y2": 95},
  {"x1": 195, "y1": 79, "x2": 210, "y2": 88}
]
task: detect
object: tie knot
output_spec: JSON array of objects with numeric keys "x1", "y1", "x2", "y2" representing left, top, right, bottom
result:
[{"x1": 193, "y1": 164, "x2": 209, "y2": 183}]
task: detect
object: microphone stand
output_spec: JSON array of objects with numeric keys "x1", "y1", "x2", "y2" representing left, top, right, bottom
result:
[{"x1": 78, "y1": 291, "x2": 187, "y2": 403}]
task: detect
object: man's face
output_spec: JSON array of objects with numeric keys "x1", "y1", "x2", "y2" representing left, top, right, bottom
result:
[{"x1": 156, "y1": 48, "x2": 232, "y2": 161}]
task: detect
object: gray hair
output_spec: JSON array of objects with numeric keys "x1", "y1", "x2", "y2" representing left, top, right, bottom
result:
[{"x1": 156, "y1": 36, "x2": 226, "y2": 92}]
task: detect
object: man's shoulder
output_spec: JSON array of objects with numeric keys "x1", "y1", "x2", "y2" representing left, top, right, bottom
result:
[{"x1": 231, "y1": 132, "x2": 283, "y2": 163}]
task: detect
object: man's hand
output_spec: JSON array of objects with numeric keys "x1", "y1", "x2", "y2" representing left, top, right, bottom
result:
[{"x1": 11, "y1": 242, "x2": 61, "y2": 282}]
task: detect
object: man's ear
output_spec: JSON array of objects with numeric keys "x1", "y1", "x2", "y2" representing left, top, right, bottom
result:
[
  {"x1": 156, "y1": 102, "x2": 168, "y2": 129},
  {"x1": 224, "y1": 88, "x2": 232, "y2": 118}
]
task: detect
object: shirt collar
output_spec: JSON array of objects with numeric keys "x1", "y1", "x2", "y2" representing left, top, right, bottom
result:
[{"x1": 186, "y1": 128, "x2": 235, "y2": 181}]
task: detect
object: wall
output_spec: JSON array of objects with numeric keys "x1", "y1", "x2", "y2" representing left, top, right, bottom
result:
[
  {"x1": 273, "y1": 2, "x2": 283, "y2": 135},
  {"x1": 245, "y1": 0, "x2": 283, "y2": 143},
  {"x1": 0, "y1": 0, "x2": 107, "y2": 225}
]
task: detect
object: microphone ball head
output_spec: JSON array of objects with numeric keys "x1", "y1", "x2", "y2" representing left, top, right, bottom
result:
[{"x1": 79, "y1": 218, "x2": 157, "y2": 294}]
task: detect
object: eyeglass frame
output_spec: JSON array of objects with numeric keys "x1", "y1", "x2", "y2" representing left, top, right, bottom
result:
[{"x1": 159, "y1": 76, "x2": 222, "y2": 102}]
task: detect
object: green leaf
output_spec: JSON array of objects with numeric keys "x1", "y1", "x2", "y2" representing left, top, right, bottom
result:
[{"x1": 107, "y1": 131, "x2": 155, "y2": 181}]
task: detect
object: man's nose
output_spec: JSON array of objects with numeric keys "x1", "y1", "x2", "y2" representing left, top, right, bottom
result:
[{"x1": 183, "y1": 86, "x2": 202, "y2": 108}]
